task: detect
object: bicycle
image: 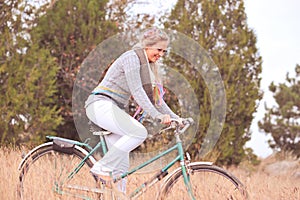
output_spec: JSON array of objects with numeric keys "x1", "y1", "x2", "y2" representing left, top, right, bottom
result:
[{"x1": 18, "y1": 118, "x2": 248, "y2": 200}]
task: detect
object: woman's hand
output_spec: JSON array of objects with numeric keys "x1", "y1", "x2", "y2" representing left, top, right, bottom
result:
[
  {"x1": 176, "y1": 118, "x2": 185, "y2": 127},
  {"x1": 157, "y1": 114, "x2": 171, "y2": 124}
]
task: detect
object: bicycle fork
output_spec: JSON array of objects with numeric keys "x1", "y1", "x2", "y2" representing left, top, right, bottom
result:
[{"x1": 176, "y1": 134, "x2": 196, "y2": 200}]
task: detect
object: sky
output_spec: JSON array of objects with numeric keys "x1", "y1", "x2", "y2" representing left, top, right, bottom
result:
[
  {"x1": 244, "y1": 0, "x2": 300, "y2": 158},
  {"x1": 131, "y1": 0, "x2": 300, "y2": 158}
]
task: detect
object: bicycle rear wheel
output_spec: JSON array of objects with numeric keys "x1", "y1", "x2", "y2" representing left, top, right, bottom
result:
[
  {"x1": 18, "y1": 142, "x2": 99, "y2": 200},
  {"x1": 158, "y1": 162, "x2": 248, "y2": 200}
]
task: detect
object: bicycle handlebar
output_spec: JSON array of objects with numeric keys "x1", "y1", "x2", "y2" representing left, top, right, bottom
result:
[
  {"x1": 178, "y1": 118, "x2": 194, "y2": 134},
  {"x1": 159, "y1": 118, "x2": 194, "y2": 134}
]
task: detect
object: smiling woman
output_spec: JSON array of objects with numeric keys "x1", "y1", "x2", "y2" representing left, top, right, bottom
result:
[
  {"x1": 134, "y1": 28, "x2": 169, "y2": 62},
  {"x1": 84, "y1": 27, "x2": 183, "y2": 194}
]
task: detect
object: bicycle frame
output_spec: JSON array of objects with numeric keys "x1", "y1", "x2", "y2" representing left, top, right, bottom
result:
[
  {"x1": 123, "y1": 132, "x2": 195, "y2": 199},
  {"x1": 46, "y1": 126, "x2": 196, "y2": 199}
]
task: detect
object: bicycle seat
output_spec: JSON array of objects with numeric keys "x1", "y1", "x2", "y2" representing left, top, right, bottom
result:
[{"x1": 88, "y1": 120, "x2": 111, "y2": 136}]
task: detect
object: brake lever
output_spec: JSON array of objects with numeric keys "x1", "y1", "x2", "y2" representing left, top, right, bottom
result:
[{"x1": 158, "y1": 121, "x2": 177, "y2": 134}]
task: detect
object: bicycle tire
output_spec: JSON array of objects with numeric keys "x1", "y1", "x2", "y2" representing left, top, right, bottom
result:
[
  {"x1": 18, "y1": 141, "x2": 100, "y2": 200},
  {"x1": 157, "y1": 162, "x2": 248, "y2": 200}
]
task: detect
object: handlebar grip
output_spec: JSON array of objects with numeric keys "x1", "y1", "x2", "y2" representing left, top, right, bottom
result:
[
  {"x1": 178, "y1": 118, "x2": 194, "y2": 134},
  {"x1": 179, "y1": 123, "x2": 191, "y2": 134},
  {"x1": 185, "y1": 118, "x2": 194, "y2": 125}
]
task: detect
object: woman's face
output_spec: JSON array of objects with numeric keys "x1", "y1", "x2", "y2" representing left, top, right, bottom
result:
[{"x1": 145, "y1": 41, "x2": 168, "y2": 63}]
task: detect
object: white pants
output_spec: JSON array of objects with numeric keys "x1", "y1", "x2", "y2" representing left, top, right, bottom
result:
[{"x1": 86, "y1": 100, "x2": 148, "y2": 191}]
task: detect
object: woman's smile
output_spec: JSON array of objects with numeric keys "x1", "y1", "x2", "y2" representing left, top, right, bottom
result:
[{"x1": 145, "y1": 41, "x2": 168, "y2": 63}]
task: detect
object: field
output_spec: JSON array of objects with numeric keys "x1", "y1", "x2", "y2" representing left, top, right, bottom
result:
[{"x1": 0, "y1": 148, "x2": 299, "y2": 200}]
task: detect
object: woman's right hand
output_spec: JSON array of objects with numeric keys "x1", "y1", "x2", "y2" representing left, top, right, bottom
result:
[{"x1": 156, "y1": 114, "x2": 171, "y2": 125}]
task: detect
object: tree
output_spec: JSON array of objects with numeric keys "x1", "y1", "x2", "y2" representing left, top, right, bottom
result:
[
  {"x1": 164, "y1": 0, "x2": 262, "y2": 165},
  {"x1": 258, "y1": 64, "x2": 300, "y2": 157},
  {"x1": 29, "y1": 0, "x2": 119, "y2": 139},
  {"x1": 0, "y1": 0, "x2": 61, "y2": 146}
]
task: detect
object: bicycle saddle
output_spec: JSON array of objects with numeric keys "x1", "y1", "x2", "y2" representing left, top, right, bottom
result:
[{"x1": 88, "y1": 120, "x2": 111, "y2": 135}]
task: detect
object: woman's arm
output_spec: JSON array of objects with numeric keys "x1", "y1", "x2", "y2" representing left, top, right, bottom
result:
[
  {"x1": 123, "y1": 53, "x2": 162, "y2": 119},
  {"x1": 157, "y1": 99, "x2": 179, "y2": 119}
]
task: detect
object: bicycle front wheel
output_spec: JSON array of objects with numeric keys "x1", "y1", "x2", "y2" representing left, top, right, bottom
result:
[
  {"x1": 18, "y1": 142, "x2": 98, "y2": 200},
  {"x1": 158, "y1": 162, "x2": 248, "y2": 200}
]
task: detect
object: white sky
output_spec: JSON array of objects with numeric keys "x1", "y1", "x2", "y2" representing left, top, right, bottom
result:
[{"x1": 244, "y1": 0, "x2": 300, "y2": 158}]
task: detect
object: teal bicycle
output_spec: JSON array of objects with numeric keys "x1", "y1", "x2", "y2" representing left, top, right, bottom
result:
[{"x1": 18, "y1": 118, "x2": 248, "y2": 200}]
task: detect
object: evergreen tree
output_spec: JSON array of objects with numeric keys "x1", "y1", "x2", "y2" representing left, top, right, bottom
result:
[
  {"x1": 258, "y1": 64, "x2": 300, "y2": 157},
  {"x1": 0, "y1": 0, "x2": 61, "y2": 146},
  {"x1": 164, "y1": 0, "x2": 262, "y2": 165},
  {"x1": 29, "y1": 0, "x2": 118, "y2": 139}
]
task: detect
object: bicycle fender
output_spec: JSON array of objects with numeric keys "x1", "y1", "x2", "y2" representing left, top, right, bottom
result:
[
  {"x1": 18, "y1": 142, "x2": 97, "y2": 171},
  {"x1": 18, "y1": 142, "x2": 54, "y2": 170},
  {"x1": 187, "y1": 161, "x2": 213, "y2": 166}
]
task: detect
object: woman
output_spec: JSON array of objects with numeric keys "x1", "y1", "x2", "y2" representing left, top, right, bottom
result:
[{"x1": 85, "y1": 27, "x2": 180, "y2": 191}]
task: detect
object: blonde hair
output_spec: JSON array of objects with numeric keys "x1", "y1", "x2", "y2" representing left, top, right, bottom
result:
[
  {"x1": 141, "y1": 27, "x2": 169, "y2": 47},
  {"x1": 133, "y1": 27, "x2": 169, "y2": 84}
]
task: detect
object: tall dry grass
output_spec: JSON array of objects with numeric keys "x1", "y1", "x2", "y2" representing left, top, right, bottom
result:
[
  {"x1": 0, "y1": 147, "x2": 21, "y2": 200},
  {"x1": 1, "y1": 148, "x2": 299, "y2": 200}
]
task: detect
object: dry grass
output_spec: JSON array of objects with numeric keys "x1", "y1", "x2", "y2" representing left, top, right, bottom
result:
[
  {"x1": 1, "y1": 148, "x2": 299, "y2": 200},
  {"x1": 0, "y1": 147, "x2": 20, "y2": 200}
]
